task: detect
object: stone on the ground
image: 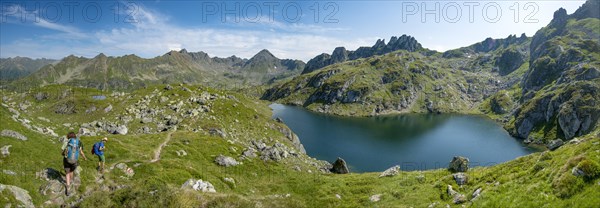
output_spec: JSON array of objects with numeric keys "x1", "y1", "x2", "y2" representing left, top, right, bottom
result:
[
  {"x1": 369, "y1": 194, "x2": 382, "y2": 202},
  {"x1": 453, "y1": 173, "x2": 468, "y2": 185},
  {"x1": 181, "y1": 179, "x2": 216, "y2": 193},
  {"x1": 572, "y1": 167, "x2": 585, "y2": 177},
  {"x1": 471, "y1": 188, "x2": 482, "y2": 201},
  {"x1": 448, "y1": 156, "x2": 469, "y2": 172},
  {"x1": 379, "y1": 165, "x2": 400, "y2": 177},
  {"x1": 39, "y1": 180, "x2": 64, "y2": 196},
  {"x1": 3, "y1": 170, "x2": 16, "y2": 175},
  {"x1": 331, "y1": 157, "x2": 349, "y2": 174},
  {"x1": 1, "y1": 129, "x2": 27, "y2": 141},
  {"x1": 215, "y1": 155, "x2": 239, "y2": 167},
  {"x1": 242, "y1": 148, "x2": 257, "y2": 158},
  {"x1": 104, "y1": 104, "x2": 113, "y2": 113},
  {"x1": 208, "y1": 128, "x2": 227, "y2": 138},
  {"x1": 224, "y1": 177, "x2": 235, "y2": 184},
  {"x1": 36, "y1": 168, "x2": 62, "y2": 181},
  {"x1": 547, "y1": 139, "x2": 564, "y2": 150},
  {"x1": 176, "y1": 150, "x2": 187, "y2": 157},
  {"x1": 115, "y1": 163, "x2": 135, "y2": 177},
  {"x1": 1, "y1": 145, "x2": 12, "y2": 157},
  {"x1": 0, "y1": 184, "x2": 35, "y2": 207},
  {"x1": 447, "y1": 185, "x2": 466, "y2": 204}
]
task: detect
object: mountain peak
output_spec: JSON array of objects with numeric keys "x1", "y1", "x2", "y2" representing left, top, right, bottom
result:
[
  {"x1": 302, "y1": 34, "x2": 422, "y2": 74},
  {"x1": 255, "y1": 49, "x2": 275, "y2": 58}
]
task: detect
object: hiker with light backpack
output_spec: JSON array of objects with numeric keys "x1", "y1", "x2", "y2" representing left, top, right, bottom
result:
[
  {"x1": 61, "y1": 132, "x2": 87, "y2": 196},
  {"x1": 91, "y1": 137, "x2": 108, "y2": 172}
]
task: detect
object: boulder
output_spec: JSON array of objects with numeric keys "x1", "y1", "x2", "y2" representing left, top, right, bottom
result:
[
  {"x1": 3, "y1": 170, "x2": 16, "y2": 175},
  {"x1": 260, "y1": 146, "x2": 282, "y2": 161},
  {"x1": 208, "y1": 128, "x2": 227, "y2": 138},
  {"x1": 242, "y1": 148, "x2": 257, "y2": 158},
  {"x1": 1, "y1": 129, "x2": 27, "y2": 141},
  {"x1": 54, "y1": 101, "x2": 76, "y2": 114},
  {"x1": 453, "y1": 173, "x2": 468, "y2": 185},
  {"x1": 85, "y1": 106, "x2": 97, "y2": 114},
  {"x1": 379, "y1": 165, "x2": 400, "y2": 177},
  {"x1": 572, "y1": 167, "x2": 585, "y2": 177},
  {"x1": 471, "y1": 188, "x2": 482, "y2": 201},
  {"x1": 36, "y1": 168, "x2": 62, "y2": 181},
  {"x1": 115, "y1": 163, "x2": 135, "y2": 177},
  {"x1": 34, "y1": 92, "x2": 48, "y2": 101},
  {"x1": 39, "y1": 180, "x2": 64, "y2": 196},
  {"x1": 331, "y1": 157, "x2": 349, "y2": 174},
  {"x1": 223, "y1": 177, "x2": 235, "y2": 185},
  {"x1": 0, "y1": 184, "x2": 35, "y2": 207},
  {"x1": 181, "y1": 179, "x2": 216, "y2": 193},
  {"x1": 447, "y1": 185, "x2": 466, "y2": 204},
  {"x1": 1, "y1": 145, "x2": 11, "y2": 157},
  {"x1": 448, "y1": 156, "x2": 469, "y2": 172},
  {"x1": 104, "y1": 104, "x2": 113, "y2": 113},
  {"x1": 369, "y1": 194, "x2": 382, "y2": 202},
  {"x1": 109, "y1": 125, "x2": 128, "y2": 135},
  {"x1": 547, "y1": 139, "x2": 564, "y2": 150},
  {"x1": 215, "y1": 155, "x2": 239, "y2": 167}
]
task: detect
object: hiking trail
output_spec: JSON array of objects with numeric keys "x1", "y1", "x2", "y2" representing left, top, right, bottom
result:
[{"x1": 150, "y1": 127, "x2": 177, "y2": 163}]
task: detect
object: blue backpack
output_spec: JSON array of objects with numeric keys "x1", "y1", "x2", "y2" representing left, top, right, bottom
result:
[
  {"x1": 65, "y1": 138, "x2": 80, "y2": 165},
  {"x1": 92, "y1": 142, "x2": 101, "y2": 155}
]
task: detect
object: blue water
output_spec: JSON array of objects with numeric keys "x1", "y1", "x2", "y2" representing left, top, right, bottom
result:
[
  {"x1": 270, "y1": 104, "x2": 536, "y2": 172},
  {"x1": 92, "y1": 95, "x2": 106, "y2": 100}
]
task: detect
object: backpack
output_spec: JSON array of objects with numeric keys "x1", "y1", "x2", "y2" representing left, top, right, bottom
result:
[
  {"x1": 65, "y1": 138, "x2": 80, "y2": 165},
  {"x1": 92, "y1": 142, "x2": 101, "y2": 155}
]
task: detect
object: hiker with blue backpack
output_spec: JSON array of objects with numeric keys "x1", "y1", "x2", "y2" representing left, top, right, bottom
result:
[
  {"x1": 61, "y1": 132, "x2": 87, "y2": 196},
  {"x1": 92, "y1": 137, "x2": 108, "y2": 172}
]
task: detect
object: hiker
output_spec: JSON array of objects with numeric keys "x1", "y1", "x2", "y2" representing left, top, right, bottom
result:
[
  {"x1": 62, "y1": 132, "x2": 87, "y2": 196},
  {"x1": 92, "y1": 137, "x2": 108, "y2": 172}
]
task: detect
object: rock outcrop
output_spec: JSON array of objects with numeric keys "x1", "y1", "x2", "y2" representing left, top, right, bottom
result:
[
  {"x1": 379, "y1": 165, "x2": 400, "y2": 177},
  {"x1": 1, "y1": 129, "x2": 28, "y2": 141},
  {"x1": 447, "y1": 185, "x2": 466, "y2": 204},
  {"x1": 215, "y1": 155, "x2": 240, "y2": 167},
  {"x1": 331, "y1": 157, "x2": 349, "y2": 174},
  {"x1": 448, "y1": 156, "x2": 469, "y2": 173},
  {"x1": 181, "y1": 179, "x2": 216, "y2": 193},
  {"x1": 302, "y1": 35, "x2": 422, "y2": 74},
  {"x1": 0, "y1": 184, "x2": 35, "y2": 207}
]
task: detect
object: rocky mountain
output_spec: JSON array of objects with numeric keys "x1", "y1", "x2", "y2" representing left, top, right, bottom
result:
[
  {"x1": 263, "y1": 33, "x2": 530, "y2": 115},
  {"x1": 0, "y1": 57, "x2": 56, "y2": 81},
  {"x1": 302, "y1": 35, "x2": 423, "y2": 74},
  {"x1": 263, "y1": 1, "x2": 599, "y2": 145},
  {"x1": 506, "y1": 0, "x2": 600, "y2": 142},
  {"x1": 8, "y1": 49, "x2": 304, "y2": 90}
]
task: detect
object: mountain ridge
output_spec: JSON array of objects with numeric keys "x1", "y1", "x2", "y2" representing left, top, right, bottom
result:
[{"x1": 7, "y1": 49, "x2": 305, "y2": 90}]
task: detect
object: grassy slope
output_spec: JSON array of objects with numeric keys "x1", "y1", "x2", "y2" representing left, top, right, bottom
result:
[{"x1": 1, "y1": 85, "x2": 599, "y2": 207}]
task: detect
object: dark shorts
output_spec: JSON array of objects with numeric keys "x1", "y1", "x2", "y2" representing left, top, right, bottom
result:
[
  {"x1": 97, "y1": 154, "x2": 105, "y2": 162},
  {"x1": 63, "y1": 158, "x2": 78, "y2": 173}
]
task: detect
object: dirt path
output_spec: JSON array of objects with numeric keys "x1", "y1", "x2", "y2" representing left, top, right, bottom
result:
[{"x1": 150, "y1": 127, "x2": 177, "y2": 163}]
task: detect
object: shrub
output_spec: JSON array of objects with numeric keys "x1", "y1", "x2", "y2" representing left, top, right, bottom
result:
[
  {"x1": 577, "y1": 159, "x2": 600, "y2": 181},
  {"x1": 552, "y1": 173, "x2": 585, "y2": 198}
]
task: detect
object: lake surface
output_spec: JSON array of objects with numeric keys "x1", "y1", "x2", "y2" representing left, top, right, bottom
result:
[{"x1": 270, "y1": 104, "x2": 536, "y2": 172}]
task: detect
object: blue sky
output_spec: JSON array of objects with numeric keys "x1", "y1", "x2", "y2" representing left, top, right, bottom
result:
[{"x1": 0, "y1": 0, "x2": 586, "y2": 61}]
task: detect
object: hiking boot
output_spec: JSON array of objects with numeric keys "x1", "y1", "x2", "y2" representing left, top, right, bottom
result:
[{"x1": 65, "y1": 187, "x2": 70, "y2": 196}]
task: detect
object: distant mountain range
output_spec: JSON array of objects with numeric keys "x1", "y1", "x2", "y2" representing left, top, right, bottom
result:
[
  {"x1": 6, "y1": 49, "x2": 304, "y2": 90},
  {"x1": 0, "y1": 57, "x2": 56, "y2": 81}
]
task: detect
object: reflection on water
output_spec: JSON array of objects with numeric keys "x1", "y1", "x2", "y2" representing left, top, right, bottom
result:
[{"x1": 271, "y1": 104, "x2": 536, "y2": 172}]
